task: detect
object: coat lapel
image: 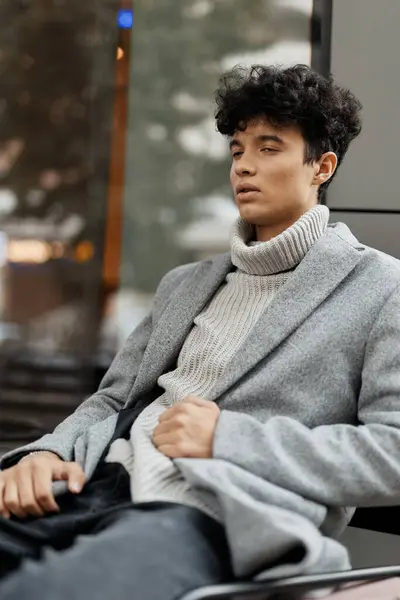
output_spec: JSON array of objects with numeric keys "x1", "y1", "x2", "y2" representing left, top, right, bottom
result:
[
  {"x1": 208, "y1": 227, "x2": 364, "y2": 401},
  {"x1": 130, "y1": 252, "x2": 233, "y2": 400}
]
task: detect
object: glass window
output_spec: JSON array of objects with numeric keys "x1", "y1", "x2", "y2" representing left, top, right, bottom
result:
[
  {"x1": 110, "y1": 0, "x2": 313, "y2": 349},
  {"x1": 0, "y1": 0, "x2": 123, "y2": 451}
]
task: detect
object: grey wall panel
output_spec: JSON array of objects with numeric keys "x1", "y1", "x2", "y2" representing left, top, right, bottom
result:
[
  {"x1": 341, "y1": 527, "x2": 400, "y2": 568},
  {"x1": 328, "y1": 0, "x2": 400, "y2": 211},
  {"x1": 330, "y1": 211, "x2": 400, "y2": 259}
]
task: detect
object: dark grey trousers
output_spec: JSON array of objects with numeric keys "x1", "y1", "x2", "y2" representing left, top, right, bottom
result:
[{"x1": 0, "y1": 500, "x2": 233, "y2": 600}]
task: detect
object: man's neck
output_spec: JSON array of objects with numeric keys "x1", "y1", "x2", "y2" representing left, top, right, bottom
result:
[{"x1": 255, "y1": 202, "x2": 320, "y2": 242}]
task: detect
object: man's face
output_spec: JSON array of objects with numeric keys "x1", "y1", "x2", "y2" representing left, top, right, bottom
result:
[{"x1": 229, "y1": 119, "x2": 319, "y2": 229}]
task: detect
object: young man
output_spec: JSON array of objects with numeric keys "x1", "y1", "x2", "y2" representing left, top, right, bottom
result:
[{"x1": 1, "y1": 64, "x2": 400, "y2": 599}]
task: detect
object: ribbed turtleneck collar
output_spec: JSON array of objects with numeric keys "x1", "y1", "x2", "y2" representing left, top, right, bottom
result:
[{"x1": 230, "y1": 204, "x2": 330, "y2": 276}]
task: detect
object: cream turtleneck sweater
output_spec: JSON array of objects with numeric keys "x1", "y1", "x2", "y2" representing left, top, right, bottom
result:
[{"x1": 106, "y1": 205, "x2": 330, "y2": 519}]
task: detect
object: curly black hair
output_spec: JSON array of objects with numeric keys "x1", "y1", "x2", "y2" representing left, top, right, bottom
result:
[{"x1": 214, "y1": 64, "x2": 362, "y2": 198}]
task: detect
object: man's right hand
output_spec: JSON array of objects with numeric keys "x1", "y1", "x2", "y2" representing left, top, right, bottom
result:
[{"x1": 0, "y1": 452, "x2": 86, "y2": 519}]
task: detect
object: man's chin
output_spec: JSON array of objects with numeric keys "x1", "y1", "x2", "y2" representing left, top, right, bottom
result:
[{"x1": 238, "y1": 205, "x2": 270, "y2": 226}]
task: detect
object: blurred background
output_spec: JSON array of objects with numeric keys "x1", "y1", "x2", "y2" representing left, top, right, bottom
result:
[{"x1": 0, "y1": 0, "x2": 399, "y2": 455}]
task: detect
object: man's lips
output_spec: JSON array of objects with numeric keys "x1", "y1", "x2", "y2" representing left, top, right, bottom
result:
[{"x1": 235, "y1": 183, "x2": 260, "y2": 195}]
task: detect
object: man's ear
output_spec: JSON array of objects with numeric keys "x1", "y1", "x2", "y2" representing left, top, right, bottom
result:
[{"x1": 313, "y1": 152, "x2": 338, "y2": 187}]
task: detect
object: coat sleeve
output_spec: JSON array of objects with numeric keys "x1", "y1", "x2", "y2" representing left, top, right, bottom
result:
[
  {"x1": 0, "y1": 313, "x2": 153, "y2": 469},
  {"x1": 213, "y1": 282, "x2": 400, "y2": 507},
  {"x1": 0, "y1": 262, "x2": 198, "y2": 469}
]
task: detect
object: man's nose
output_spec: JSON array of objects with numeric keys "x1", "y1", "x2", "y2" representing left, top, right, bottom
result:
[{"x1": 234, "y1": 157, "x2": 256, "y2": 176}]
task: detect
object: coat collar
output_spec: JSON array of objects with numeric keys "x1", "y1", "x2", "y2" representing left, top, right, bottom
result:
[
  {"x1": 130, "y1": 252, "x2": 233, "y2": 399},
  {"x1": 209, "y1": 224, "x2": 364, "y2": 401},
  {"x1": 129, "y1": 223, "x2": 364, "y2": 403}
]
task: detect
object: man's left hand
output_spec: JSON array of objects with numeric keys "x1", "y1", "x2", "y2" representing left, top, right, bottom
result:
[{"x1": 153, "y1": 395, "x2": 220, "y2": 459}]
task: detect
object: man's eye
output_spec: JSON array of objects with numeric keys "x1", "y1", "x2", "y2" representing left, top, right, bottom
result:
[
  {"x1": 232, "y1": 151, "x2": 242, "y2": 158},
  {"x1": 262, "y1": 147, "x2": 277, "y2": 153}
]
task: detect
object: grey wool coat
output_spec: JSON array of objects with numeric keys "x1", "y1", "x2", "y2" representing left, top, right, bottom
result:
[{"x1": 3, "y1": 221, "x2": 400, "y2": 579}]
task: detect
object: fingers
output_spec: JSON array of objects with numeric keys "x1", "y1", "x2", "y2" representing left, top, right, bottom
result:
[
  {"x1": 153, "y1": 432, "x2": 191, "y2": 458},
  {"x1": 153, "y1": 425, "x2": 168, "y2": 449},
  {"x1": 182, "y1": 395, "x2": 211, "y2": 407},
  {"x1": 158, "y1": 396, "x2": 216, "y2": 426},
  {"x1": 154, "y1": 443, "x2": 184, "y2": 459},
  {"x1": 3, "y1": 480, "x2": 26, "y2": 519},
  {"x1": 5, "y1": 460, "x2": 57, "y2": 518},
  {"x1": 31, "y1": 467, "x2": 60, "y2": 515},
  {"x1": 153, "y1": 426, "x2": 192, "y2": 458},
  {"x1": 0, "y1": 478, "x2": 10, "y2": 519},
  {"x1": 0, "y1": 458, "x2": 85, "y2": 521},
  {"x1": 153, "y1": 425, "x2": 179, "y2": 448},
  {"x1": 158, "y1": 404, "x2": 181, "y2": 423},
  {"x1": 183, "y1": 396, "x2": 220, "y2": 417},
  {"x1": 158, "y1": 397, "x2": 202, "y2": 424},
  {"x1": 154, "y1": 420, "x2": 175, "y2": 437},
  {"x1": 156, "y1": 411, "x2": 188, "y2": 434},
  {"x1": 52, "y1": 462, "x2": 86, "y2": 494},
  {"x1": 15, "y1": 468, "x2": 46, "y2": 517}
]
